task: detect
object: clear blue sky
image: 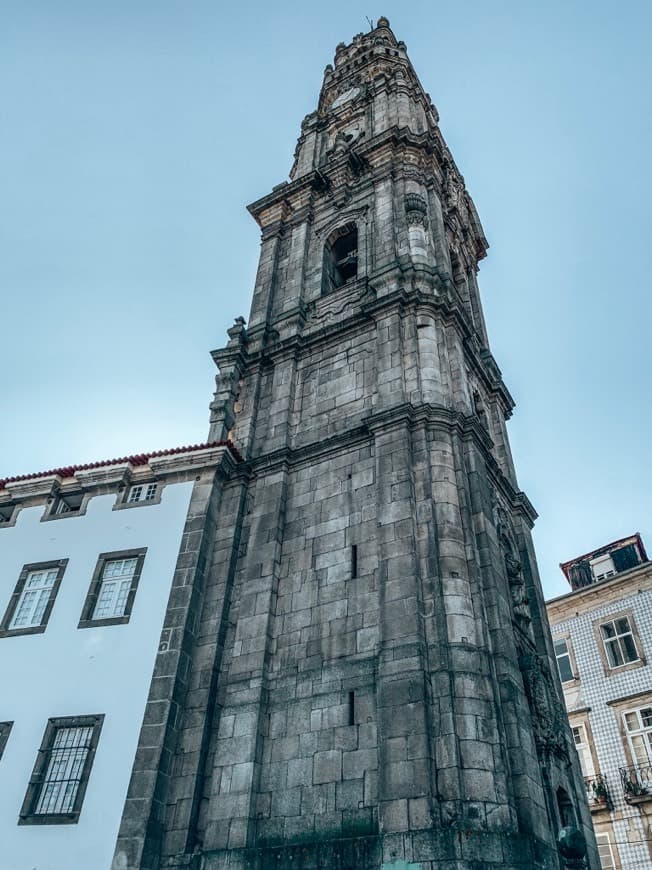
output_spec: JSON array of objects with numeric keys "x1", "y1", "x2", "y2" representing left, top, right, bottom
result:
[{"x1": 1, "y1": 1, "x2": 650, "y2": 598}]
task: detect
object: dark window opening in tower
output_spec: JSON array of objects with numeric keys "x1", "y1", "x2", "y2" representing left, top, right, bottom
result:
[
  {"x1": 556, "y1": 787, "x2": 576, "y2": 828},
  {"x1": 450, "y1": 247, "x2": 463, "y2": 285},
  {"x1": 323, "y1": 224, "x2": 358, "y2": 293}
]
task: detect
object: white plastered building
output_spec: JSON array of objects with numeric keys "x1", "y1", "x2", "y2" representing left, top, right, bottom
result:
[{"x1": 0, "y1": 442, "x2": 238, "y2": 870}]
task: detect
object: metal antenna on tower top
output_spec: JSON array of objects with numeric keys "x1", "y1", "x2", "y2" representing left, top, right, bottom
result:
[{"x1": 366, "y1": 16, "x2": 374, "y2": 30}]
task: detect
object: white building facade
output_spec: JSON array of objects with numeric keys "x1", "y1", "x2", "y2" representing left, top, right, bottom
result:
[
  {"x1": 0, "y1": 442, "x2": 238, "y2": 870},
  {"x1": 547, "y1": 534, "x2": 652, "y2": 869}
]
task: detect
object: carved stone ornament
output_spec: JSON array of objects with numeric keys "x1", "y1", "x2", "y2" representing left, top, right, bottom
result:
[
  {"x1": 405, "y1": 192, "x2": 428, "y2": 228},
  {"x1": 493, "y1": 501, "x2": 532, "y2": 633},
  {"x1": 521, "y1": 654, "x2": 568, "y2": 758},
  {"x1": 505, "y1": 552, "x2": 532, "y2": 629},
  {"x1": 443, "y1": 163, "x2": 470, "y2": 229},
  {"x1": 226, "y1": 316, "x2": 247, "y2": 347}
]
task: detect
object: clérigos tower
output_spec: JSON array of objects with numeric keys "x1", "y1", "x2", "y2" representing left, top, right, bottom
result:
[{"x1": 114, "y1": 18, "x2": 597, "y2": 870}]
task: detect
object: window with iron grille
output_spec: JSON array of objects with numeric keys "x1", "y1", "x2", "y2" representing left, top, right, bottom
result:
[
  {"x1": 126, "y1": 482, "x2": 158, "y2": 504},
  {"x1": 0, "y1": 722, "x2": 13, "y2": 761},
  {"x1": 0, "y1": 560, "x2": 68, "y2": 637},
  {"x1": 19, "y1": 715, "x2": 103, "y2": 825},
  {"x1": 600, "y1": 616, "x2": 640, "y2": 668},
  {"x1": 78, "y1": 549, "x2": 146, "y2": 628}
]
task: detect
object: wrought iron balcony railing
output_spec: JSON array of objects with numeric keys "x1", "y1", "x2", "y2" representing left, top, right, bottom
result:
[
  {"x1": 584, "y1": 773, "x2": 610, "y2": 810},
  {"x1": 620, "y1": 764, "x2": 652, "y2": 802}
]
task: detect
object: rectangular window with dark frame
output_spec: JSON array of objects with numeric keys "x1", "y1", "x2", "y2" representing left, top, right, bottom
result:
[
  {"x1": 19, "y1": 715, "x2": 103, "y2": 825},
  {"x1": 51, "y1": 492, "x2": 84, "y2": 516},
  {"x1": 554, "y1": 638, "x2": 575, "y2": 682},
  {"x1": 0, "y1": 560, "x2": 68, "y2": 637},
  {"x1": 0, "y1": 722, "x2": 13, "y2": 761},
  {"x1": 78, "y1": 549, "x2": 146, "y2": 628},
  {"x1": 0, "y1": 503, "x2": 15, "y2": 524}
]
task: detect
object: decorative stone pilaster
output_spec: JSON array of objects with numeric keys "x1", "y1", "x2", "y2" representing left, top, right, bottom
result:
[{"x1": 405, "y1": 193, "x2": 429, "y2": 264}]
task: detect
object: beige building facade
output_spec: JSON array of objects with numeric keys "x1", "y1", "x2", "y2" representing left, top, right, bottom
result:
[{"x1": 548, "y1": 534, "x2": 652, "y2": 869}]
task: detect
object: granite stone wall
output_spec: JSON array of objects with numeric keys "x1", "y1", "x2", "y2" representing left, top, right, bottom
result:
[{"x1": 113, "y1": 18, "x2": 597, "y2": 870}]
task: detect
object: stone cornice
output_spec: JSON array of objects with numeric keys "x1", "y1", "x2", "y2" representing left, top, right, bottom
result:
[
  {"x1": 240, "y1": 400, "x2": 530, "y2": 522},
  {"x1": 221, "y1": 285, "x2": 514, "y2": 416},
  {"x1": 0, "y1": 444, "x2": 239, "y2": 507},
  {"x1": 249, "y1": 128, "x2": 449, "y2": 223}
]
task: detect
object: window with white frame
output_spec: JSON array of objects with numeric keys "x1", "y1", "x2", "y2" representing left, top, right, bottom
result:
[
  {"x1": 554, "y1": 638, "x2": 575, "y2": 682},
  {"x1": 10, "y1": 568, "x2": 58, "y2": 629},
  {"x1": 623, "y1": 706, "x2": 652, "y2": 769},
  {"x1": 78, "y1": 549, "x2": 146, "y2": 627},
  {"x1": 590, "y1": 553, "x2": 616, "y2": 582},
  {"x1": 93, "y1": 559, "x2": 137, "y2": 618},
  {"x1": 126, "y1": 482, "x2": 158, "y2": 504},
  {"x1": 571, "y1": 724, "x2": 596, "y2": 778},
  {"x1": 595, "y1": 832, "x2": 615, "y2": 869},
  {"x1": 0, "y1": 561, "x2": 67, "y2": 637},
  {"x1": 19, "y1": 715, "x2": 103, "y2": 824},
  {"x1": 600, "y1": 616, "x2": 640, "y2": 668}
]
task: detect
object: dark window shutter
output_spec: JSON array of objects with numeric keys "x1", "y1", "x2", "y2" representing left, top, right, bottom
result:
[
  {"x1": 611, "y1": 544, "x2": 639, "y2": 573},
  {"x1": 568, "y1": 561, "x2": 592, "y2": 589}
]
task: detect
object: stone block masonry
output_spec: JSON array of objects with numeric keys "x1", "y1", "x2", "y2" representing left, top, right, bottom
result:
[{"x1": 113, "y1": 17, "x2": 598, "y2": 870}]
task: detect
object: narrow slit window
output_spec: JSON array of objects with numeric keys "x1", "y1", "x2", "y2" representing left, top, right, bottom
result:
[
  {"x1": 348, "y1": 691, "x2": 355, "y2": 726},
  {"x1": 351, "y1": 545, "x2": 358, "y2": 579}
]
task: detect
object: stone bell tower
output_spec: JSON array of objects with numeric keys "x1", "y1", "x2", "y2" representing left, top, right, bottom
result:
[{"x1": 113, "y1": 18, "x2": 598, "y2": 870}]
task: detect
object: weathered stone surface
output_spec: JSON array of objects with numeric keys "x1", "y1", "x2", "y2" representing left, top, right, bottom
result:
[{"x1": 112, "y1": 17, "x2": 599, "y2": 870}]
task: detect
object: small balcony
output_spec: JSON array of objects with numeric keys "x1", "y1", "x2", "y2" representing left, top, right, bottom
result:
[
  {"x1": 584, "y1": 773, "x2": 611, "y2": 812},
  {"x1": 620, "y1": 764, "x2": 652, "y2": 804}
]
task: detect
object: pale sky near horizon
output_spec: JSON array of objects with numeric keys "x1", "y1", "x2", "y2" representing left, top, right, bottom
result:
[{"x1": 1, "y1": 1, "x2": 651, "y2": 599}]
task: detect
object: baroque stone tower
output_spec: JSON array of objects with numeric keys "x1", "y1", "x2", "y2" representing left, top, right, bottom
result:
[{"x1": 113, "y1": 18, "x2": 597, "y2": 870}]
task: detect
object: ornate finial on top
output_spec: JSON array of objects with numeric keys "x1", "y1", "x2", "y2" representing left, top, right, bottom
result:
[{"x1": 377, "y1": 16, "x2": 390, "y2": 27}]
